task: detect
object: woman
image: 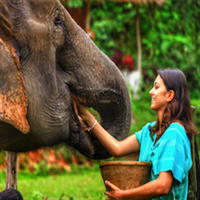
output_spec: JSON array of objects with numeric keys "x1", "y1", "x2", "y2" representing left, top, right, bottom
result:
[{"x1": 76, "y1": 68, "x2": 197, "y2": 200}]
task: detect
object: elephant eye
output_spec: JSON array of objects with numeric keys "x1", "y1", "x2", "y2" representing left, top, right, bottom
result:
[
  {"x1": 54, "y1": 18, "x2": 62, "y2": 25},
  {"x1": 54, "y1": 9, "x2": 64, "y2": 27},
  {"x1": 53, "y1": 9, "x2": 64, "y2": 47}
]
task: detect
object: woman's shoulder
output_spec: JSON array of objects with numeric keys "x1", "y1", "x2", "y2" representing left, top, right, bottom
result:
[
  {"x1": 166, "y1": 122, "x2": 189, "y2": 143},
  {"x1": 168, "y1": 122, "x2": 185, "y2": 132}
]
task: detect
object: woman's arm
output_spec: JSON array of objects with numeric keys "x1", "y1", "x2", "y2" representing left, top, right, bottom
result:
[
  {"x1": 105, "y1": 171, "x2": 173, "y2": 200},
  {"x1": 77, "y1": 103, "x2": 140, "y2": 157}
]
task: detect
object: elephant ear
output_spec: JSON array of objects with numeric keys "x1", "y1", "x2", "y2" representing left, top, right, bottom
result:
[{"x1": 0, "y1": 38, "x2": 30, "y2": 134}]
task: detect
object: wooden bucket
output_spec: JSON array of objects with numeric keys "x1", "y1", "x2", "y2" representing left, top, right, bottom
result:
[{"x1": 100, "y1": 161, "x2": 152, "y2": 191}]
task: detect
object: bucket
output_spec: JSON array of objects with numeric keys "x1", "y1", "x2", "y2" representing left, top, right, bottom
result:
[{"x1": 100, "y1": 161, "x2": 152, "y2": 191}]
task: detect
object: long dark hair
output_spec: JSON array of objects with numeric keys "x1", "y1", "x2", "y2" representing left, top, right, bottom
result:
[{"x1": 150, "y1": 68, "x2": 197, "y2": 140}]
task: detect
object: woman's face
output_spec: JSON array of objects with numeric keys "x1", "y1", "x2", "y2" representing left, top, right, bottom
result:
[{"x1": 149, "y1": 75, "x2": 169, "y2": 114}]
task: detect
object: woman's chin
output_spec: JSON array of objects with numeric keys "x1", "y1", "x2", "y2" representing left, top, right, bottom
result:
[{"x1": 150, "y1": 105, "x2": 156, "y2": 111}]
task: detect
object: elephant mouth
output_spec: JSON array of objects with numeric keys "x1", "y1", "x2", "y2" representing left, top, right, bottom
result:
[
  {"x1": 71, "y1": 92, "x2": 100, "y2": 124},
  {"x1": 70, "y1": 87, "x2": 125, "y2": 135},
  {"x1": 69, "y1": 87, "x2": 129, "y2": 159}
]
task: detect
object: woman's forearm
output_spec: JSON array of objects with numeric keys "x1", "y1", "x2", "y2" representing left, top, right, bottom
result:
[
  {"x1": 105, "y1": 171, "x2": 173, "y2": 200},
  {"x1": 120, "y1": 179, "x2": 168, "y2": 199},
  {"x1": 91, "y1": 121, "x2": 122, "y2": 157},
  {"x1": 90, "y1": 121, "x2": 140, "y2": 157},
  {"x1": 77, "y1": 103, "x2": 140, "y2": 157}
]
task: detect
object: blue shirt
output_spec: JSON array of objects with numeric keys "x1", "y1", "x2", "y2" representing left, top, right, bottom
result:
[{"x1": 135, "y1": 122, "x2": 192, "y2": 200}]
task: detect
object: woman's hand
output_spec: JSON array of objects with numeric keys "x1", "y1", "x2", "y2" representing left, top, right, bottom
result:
[
  {"x1": 104, "y1": 181, "x2": 123, "y2": 200},
  {"x1": 77, "y1": 115, "x2": 89, "y2": 132},
  {"x1": 76, "y1": 102, "x2": 90, "y2": 120},
  {"x1": 76, "y1": 102, "x2": 96, "y2": 128}
]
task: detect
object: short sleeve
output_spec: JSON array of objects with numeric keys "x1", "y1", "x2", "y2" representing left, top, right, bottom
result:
[
  {"x1": 135, "y1": 122, "x2": 156, "y2": 162},
  {"x1": 135, "y1": 129, "x2": 142, "y2": 146},
  {"x1": 135, "y1": 122, "x2": 156, "y2": 146},
  {"x1": 150, "y1": 124, "x2": 192, "y2": 183}
]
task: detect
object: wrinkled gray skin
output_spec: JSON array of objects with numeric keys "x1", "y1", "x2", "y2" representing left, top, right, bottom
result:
[{"x1": 0, "y1": 0, "x2": 131, "y2": 159}]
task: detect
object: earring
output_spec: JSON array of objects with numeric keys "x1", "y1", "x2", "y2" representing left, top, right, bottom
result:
[{"x1": 167, "y1": 99, "x2": 169, "y2": 102}]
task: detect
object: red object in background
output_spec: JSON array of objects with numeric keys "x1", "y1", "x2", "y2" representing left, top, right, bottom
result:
[
  {"x1": 86, "y1": 28, "x2": 96, "y2": 39},
  {"x1": 111, "y1": 50, "x2": 135, "y2": 71},
  {"x1": 123, "y1": 54, "x2": 135, "y2": 70},
  {"x1": 111, "y1": 50, "x2": 123, "y2": 66}
]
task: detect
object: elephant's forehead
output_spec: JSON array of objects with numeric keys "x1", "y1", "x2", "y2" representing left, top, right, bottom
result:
[
  {"x1": 23, "y1": 0, "x2": 60, "y2": 15},
  {"x1": 8, "y1": 0, "x2": 61, "y2": 23}
]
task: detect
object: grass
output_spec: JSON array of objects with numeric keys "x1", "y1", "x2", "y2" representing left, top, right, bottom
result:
[{"x1": 0, "y1": 164, "x2": 107, "y2": 200}]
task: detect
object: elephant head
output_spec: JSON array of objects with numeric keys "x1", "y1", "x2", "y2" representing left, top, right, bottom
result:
[{"x1": 0, "y1": 0, "x2": 131, "y2": 159}]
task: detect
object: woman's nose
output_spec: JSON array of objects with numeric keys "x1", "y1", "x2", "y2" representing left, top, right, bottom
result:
[{"x1": 149, "y1": 88, "x2": 153, "y2": 95}]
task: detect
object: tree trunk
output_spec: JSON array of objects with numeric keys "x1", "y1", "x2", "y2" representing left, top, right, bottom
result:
[
  {"x1": 136, "y1": 5, "x2": 142, "y2": 74},
  {"x1": 6, "y1": 152, "x2": 18, "y2": 189},
  {"x1": 187, "y1": 106, "x2": 198, "y2": 200},
  {"x1": 84, "y1": 0, "x2": 90, "y2": 31}
]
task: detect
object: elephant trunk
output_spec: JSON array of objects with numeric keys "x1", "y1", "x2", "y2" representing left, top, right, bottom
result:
[
  {"x1": 57, "y1": 10, "x2": 132, "y2": 159},
  {"x1": 72, "y1": 84, "x2": 132, "y2": 159}
]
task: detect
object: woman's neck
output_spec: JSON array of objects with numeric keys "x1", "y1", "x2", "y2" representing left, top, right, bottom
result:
[{"x1": 158, "y1": 113, "x2": 163, "y2": 127}]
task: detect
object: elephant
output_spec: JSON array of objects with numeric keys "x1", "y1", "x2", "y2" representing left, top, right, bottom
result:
[{"x1": 0, "y1": 0, "x2": 131, "y2": 159}]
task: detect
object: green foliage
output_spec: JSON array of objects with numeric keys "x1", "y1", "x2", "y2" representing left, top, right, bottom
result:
[
  {"x1": 89, "y1": 0, "x2": 200, "y2": 98},
  {"x1": 32, "y1": 191, "x2": 45, "y2": 200},
  {"x1": 127, "y1": 81, "x2": 156, "y2": 134},
  {"x1": 140, "y1": 0, "x2": 200, "y2": 98},
  {"x1": 66, "y1": 0, "x2": 83, "y2": 7},
  {"x1": 33, "y1": 161, "x2": 50, "y2": 176},
  {"x1": 0, "y1": 151, "x2": 6, "y2": 165},
  {"x1": 90, "y1": 2, "x2": 137, "y2": 58}
]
